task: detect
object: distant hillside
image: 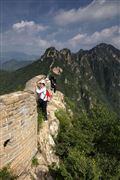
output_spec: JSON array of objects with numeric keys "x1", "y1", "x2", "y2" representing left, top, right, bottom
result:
[
  {"x1": 1, "y1": 59, "x2": 33, "y2": 71},
  {"x1": 0, "y1": 51, "x2": 39, "y2": 62},
  {"x1": 0, "y1": 43, "x2": 120, "y2": 115}
]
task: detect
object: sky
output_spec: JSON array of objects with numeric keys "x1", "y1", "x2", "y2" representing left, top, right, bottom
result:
[{"x1": 0, "y1": 0, "x2": 120, "y2": 56}]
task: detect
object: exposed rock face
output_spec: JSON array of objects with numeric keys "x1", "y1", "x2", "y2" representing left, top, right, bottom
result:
[
  {"x1": 44, "y1": 47, "x2": 59, "y2": 58},
  {"x1": 44, "y1": 44, "x2": 120, "y2": 114},
  {"x1": 1, "y1": 43, "x2": 119, "y2": 115},
  {"x1": 23, "y1": 75, "x2": 65, "y2": 180},
  {"x1": 60, "y1": 48, "x2": 71, "y2": 55},
  {"x1": 0, "y1": 74, "x2": 65, "y2": 179},
  {"x1": 37, "y1": 44, "x2": 120, "y2": 114},
  {"x1": 52, "y1": 66, "x2": 63, "y2": 75},
  {"x1": 41, "y1": 90, "x2": 65, "y2": 154},
  {"x1": 0, "y1": 91, "x2": 38, "y2": 175},
  {"x1": 34, "y1": 92, "x2": 65, "y2": 179}
]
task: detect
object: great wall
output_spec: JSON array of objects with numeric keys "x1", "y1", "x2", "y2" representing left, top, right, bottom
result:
[{"x1": 0, "y1": 75, "x2": 65, "y2": 179}]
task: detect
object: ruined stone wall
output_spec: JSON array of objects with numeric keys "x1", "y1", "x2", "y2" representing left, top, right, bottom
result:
[{"x1": 0, "y1": 91, "x2": 38, "y2": 175}]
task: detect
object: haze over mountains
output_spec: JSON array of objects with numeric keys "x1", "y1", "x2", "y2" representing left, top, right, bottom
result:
[
  {"x1": 0, "y1": 51, "x2": 39, "y2": 63},
  {"x1": 1, "y1": 59, "x2": 34, "y2": 71},
  {"x1": 0, "y1": 43, "x2": 120, "y2": 115},
  {"x1": 0, "y1": 51, "x2": 39, "y2": 71}
]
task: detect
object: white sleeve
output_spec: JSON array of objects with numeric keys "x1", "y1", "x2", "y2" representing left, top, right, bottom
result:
[{"x1": 36, "y1": 87, "x2": 42, "y2": 94}]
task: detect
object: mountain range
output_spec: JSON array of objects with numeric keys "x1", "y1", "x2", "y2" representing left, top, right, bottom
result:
[
  {"x1": 0, "y1": 51, "x2": 39, "y2": 63},
  {"x1": 1, "y1": 59, "x2": 33, "y2": 71},
  {"x1": 0, "y1": 43, "x2": 120, "y2": 115}
]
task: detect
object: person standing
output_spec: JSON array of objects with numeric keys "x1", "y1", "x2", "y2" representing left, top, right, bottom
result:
[
  {"x1": 36, "y1": 79, "x2": 48, "y2": 121},
  {"x1": 49, "y1": 76, "x2": 56, "y2": 93}
]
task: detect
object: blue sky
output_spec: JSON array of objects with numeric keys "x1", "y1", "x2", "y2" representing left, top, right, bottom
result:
[{"x1": 1, "y1": 0, "x2": 120, "y2": 55}]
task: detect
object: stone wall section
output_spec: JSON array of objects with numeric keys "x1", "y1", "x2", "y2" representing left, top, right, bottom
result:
[
  {"x1": 0, "y1": 91, "x2": 38, "y2": 175},
  {"x1": 0, "y1": 74, "x2": 66, "y2": 179}
]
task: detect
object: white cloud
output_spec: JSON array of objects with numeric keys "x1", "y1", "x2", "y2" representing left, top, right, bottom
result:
[
  {"x1": 36, "y1": 38, "x2": 64, "y2": 50},
  {"x1": 69, "y1": 33, "x2": 87, "y2": 47},
  {"x1": 36, "y1": 38, "x2": 51, "y2": 49},
  {"x1": 1, "y1": 18, "x2": 120, "y2": 56},
  {"x1": 55, "y1": 0, "x2": 120, "y2": 25},
  {"x1": 1, "y1": 25, "x2": 63, "y2": 55},
  {"x1": 69, "y1": 26, "x2": 120, "y2": 49},
  {"x1": 13, "y1": 20, "x2": 48, "y2": 33}
]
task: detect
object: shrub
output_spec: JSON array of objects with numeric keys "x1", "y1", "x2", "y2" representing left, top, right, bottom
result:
[
  {"x1": 32, "y1": 157, "x2": 39, "y2": 167},
  {"x1": 37, "y1": 108, "x2": 44, "y2": 131},
  {"x1": 50, "y1": 103, "x2": 120, "y2": 179},
  {"x1": 0, "y1": 166, "x2": 17, "y2": 180}
]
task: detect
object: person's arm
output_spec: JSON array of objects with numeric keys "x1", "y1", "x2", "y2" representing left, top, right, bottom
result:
[
  {"x1": 36, "y1": 87, "x2": 40, "y2": 93},
  {"x1": 36, "y1": 87, "x2": 44, "y2": 94},
  {"x1": 35, "y1": 79, "x2": 41, "y2": 92}
]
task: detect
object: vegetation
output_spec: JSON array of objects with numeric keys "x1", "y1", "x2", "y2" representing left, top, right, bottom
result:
[
  {"x1": 0, "y1": 166, "x2": 17, "y2": 180},
  {"x1": 32, "y1": 157, "x2": 39, "y2": 167},
  {"x1": 0, "y1": 43, "x2": 120, "y2": 115},
  {"x1": 50, "y1": 103, "x2": 120, "y2": 180},
  {"x1": 37, "y1": 108, "x2": 44, "y2": 131},
  {"x1": 2, "y1": 59, "x2": 33, "y2": 71},
  {"x1": 0, "y1": 44, "x2": 120, "y2": 179},
  {"x1": 0, "y1": 56, "x2": 52, "y2": 95}
]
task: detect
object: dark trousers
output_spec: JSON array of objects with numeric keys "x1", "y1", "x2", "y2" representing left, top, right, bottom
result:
[
  {"x1": 38, "y1": 99, "x2": 48, "y2": 120},
  {"x1": 51, "y1": 85, "x2": 56, "y2": 93}
]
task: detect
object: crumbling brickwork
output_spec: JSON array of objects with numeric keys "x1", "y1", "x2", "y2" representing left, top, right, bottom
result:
[{"x1": 0, "y1": 91, "x2": 37, "y2": 175}]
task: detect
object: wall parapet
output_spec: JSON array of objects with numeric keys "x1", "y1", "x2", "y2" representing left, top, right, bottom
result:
[{"x1": 0, "y1": 91, "x2": 38, "y2": 175}]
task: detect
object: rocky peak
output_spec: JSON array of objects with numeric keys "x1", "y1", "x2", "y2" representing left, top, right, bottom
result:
[
  {"x1": 25, "y1": 43, "x2": 119, "y2": 114},
  {"x1": 90, "y1": 43, "x2": 119, "y2": 55},
  {"x1": 60, "y1": 48, "x2": 72, "y2": 64},
  {"x1": 60, "y1": 48, "x2": 71, "y2": 56},
  {"x1": 96, "y1": 43, "x2": 111, "y2": 48},
  {"x1": 44, "y1": 47, "x2": 59, "y2": 58},
  {"x1": 0, "y1": 43, "x2": 119, "y2": 116}
]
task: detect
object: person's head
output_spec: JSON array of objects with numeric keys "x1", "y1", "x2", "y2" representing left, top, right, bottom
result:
[{"x1": 39, "y1": 79, "x2": 46, "y2": 88}]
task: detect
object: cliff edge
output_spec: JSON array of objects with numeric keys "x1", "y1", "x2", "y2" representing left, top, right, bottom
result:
[{"x1": 22, "y1": 75, "x2": 65, "y2": 180}]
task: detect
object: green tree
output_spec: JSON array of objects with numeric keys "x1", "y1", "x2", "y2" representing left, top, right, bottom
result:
[{"x1": 50, "y1": 103, "x2": 120, "y2": 180}]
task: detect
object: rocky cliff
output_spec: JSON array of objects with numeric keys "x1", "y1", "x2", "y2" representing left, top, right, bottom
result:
[
  {"x1": 0, "y1": 75, "x2": 65, "y2": 180},
  {"x1": 0, "y1": 43, "x2": 119, "y2": 115},
  {"x1": 41, "y1": 43, "x2": 120, "y2": 114},
  {"x1": 23, "y1": 75, "x2": 65, "y2": 180}
]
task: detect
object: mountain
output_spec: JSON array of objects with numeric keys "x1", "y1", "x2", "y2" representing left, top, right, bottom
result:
[
  {"x1": 0, "y1": 43, "x2": 120, "y2": 115},
  {"x1": 0, "y1": 51, "x2": 39, "y2": 63},
  {"x1": 0, "y1": 43, "x2": 120, "y2": 180},
  {"x1": 1, "y1": 59, "x2": 33, "y2": 71}
]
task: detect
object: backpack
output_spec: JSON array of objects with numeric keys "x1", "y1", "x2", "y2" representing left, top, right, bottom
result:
[{"x1": 46, "y1": 89, "x2": 52, "y2": 101}]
